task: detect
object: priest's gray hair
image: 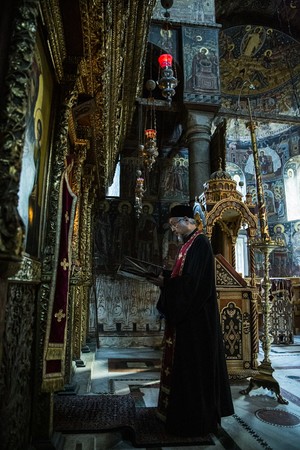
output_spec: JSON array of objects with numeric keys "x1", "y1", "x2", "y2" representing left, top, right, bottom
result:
[{"x1": 187, "y1": 218, "x2": 196, "y2": 225}]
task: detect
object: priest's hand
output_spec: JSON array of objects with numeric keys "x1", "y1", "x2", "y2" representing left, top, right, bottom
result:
[{"x1": 146, "y1": 274, "x2": 164, "y2": 287}]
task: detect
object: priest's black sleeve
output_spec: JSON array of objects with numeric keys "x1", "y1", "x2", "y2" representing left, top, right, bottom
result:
[{"x1": 157, "y1": 234, "x2": 215, "y2": 325}]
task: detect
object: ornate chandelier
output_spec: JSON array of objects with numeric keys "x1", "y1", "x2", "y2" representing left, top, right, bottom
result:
[
  {"x1": 157, "y1": 0, "x2": 178, "y2": 104},
  {"x1": 141, "y1": 79, "x2": 158, "y2": 171},
  {"x1": 134, "y1": 169, "x2": 145, "y2": 218},
  {"x1": 158, "y1": 53, "x2": 178, "y2": 104}
]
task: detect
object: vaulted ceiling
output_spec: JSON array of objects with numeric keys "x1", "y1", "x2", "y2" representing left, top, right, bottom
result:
[
  {"x1": 216, "y1": 0, "x2": 300, "y2": 42},
  {"x1": 51, "y1": 0, "x2": 300, "y2": 194}
]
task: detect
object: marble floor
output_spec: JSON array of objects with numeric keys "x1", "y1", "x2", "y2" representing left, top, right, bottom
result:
[{"x1": 58, "y1": 335, "x2": 300, "y2": 450}]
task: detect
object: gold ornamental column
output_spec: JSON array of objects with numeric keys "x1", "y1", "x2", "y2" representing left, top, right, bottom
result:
[
  {"x1": 72, "y1": 165, "x2": 95, "y2": 358},
  {"x1": 66, "y1": 144, "x2": 87, "y2": 374},
  {"x1": 84, "y1": 179, "x2": 96, "y2": 346}
]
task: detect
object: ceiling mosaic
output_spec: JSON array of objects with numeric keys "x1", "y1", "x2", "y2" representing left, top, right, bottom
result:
[{"x1": 219, "y1": 25, "x2": 300, "y2": 119}]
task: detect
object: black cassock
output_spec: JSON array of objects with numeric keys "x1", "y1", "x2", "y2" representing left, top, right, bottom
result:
[{"x1": 156, "y1": 231, "x2": 234, "y2": 437}]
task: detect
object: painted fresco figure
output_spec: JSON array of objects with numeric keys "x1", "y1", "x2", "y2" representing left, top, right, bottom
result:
[
  {"x1": 292, "y1": 221, "x2": 300, "y2": 273},
  {"x1": 241, "y1": 26, "x2": 265, "y2": 57},
  {"x1": 188, "y1": 47, "x2": 218, "y2": 91},
  {"x1": 270, "y1": 223, "x2": 290, "y2": 277},
  {"x1": 112, "y1": 201, "x2": 133, "y2": 264},
  {"x1": 136, "y1": 203, "x2": 159, "y2": 263},
  {"x1": 162, "y1": 222, "x2": 182, "y2": 270},
  {"x1": 245, "y1": 146, "x2": 281, "y2": 178},
  {"x1": 284, "y1": 158, "x2": 300, "y2": 221},
  {"x1": 162, "y1": 159, "x2": 184, "y2": 197},
  {"x1": 264, "y1": 188, "x2": 276, "y2": 216},
  {"x1": 94, "y1": 200, "x2": 111, "y2": 269},
  {"x1": 259, "y1": 150, "x2": 273, "y2": 174},
  {"x1": 161, "y1": 157, "x2": 188, "y2": 199}
]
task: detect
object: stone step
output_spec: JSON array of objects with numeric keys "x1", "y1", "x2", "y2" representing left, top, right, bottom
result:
[
  {"x1": 72, "y1": 348, "x2": 96, "y2": 394},
  {"x1": 62, "y1": 433, "x2": 125, "y2": 450},
  {"x1": 62, "y1": 435, "x2": 96, "y2": 450}
]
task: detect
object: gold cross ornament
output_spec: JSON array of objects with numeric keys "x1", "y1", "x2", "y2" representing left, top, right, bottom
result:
[
  {"x1": 60, "y1": 258, "x2": 69, "y2": 270},
  {"x1": 54, "y1": 309, "x2": 66, "y2": 322}
]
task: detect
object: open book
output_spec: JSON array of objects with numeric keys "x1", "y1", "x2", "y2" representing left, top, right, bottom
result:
[{"x1": 117, "y1": 256, "x2": 163, "y2": 281}]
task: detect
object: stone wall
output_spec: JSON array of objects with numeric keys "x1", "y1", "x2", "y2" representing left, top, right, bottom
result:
[{"x1": 89, "y1": 274, "x2": 164, "y2": 347}]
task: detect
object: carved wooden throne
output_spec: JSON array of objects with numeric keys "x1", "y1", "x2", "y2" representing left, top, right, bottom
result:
[{"x1": 200, "y1": 163, "x2": 260, "y2": 377}]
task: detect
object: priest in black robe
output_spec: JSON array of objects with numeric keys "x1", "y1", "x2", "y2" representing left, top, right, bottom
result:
[{"x1": 148, "y1": 204, "x2": 234, "y2": 437}]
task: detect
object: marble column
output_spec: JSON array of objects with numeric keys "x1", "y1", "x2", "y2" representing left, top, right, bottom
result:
[{"x1": 185, "y1": 110, "x2": 215, "y2": 198}]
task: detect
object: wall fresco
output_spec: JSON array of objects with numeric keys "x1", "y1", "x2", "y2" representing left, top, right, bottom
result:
[
  {"x1": 182, "y1": 25, "x2": 220, "y2": 104},
  {"x1": 97, "y1": 119, "x2": 300, "y2": 279},
  {"x1": 225, "y1": 120, "x2": 300, "y2": 277},
  {"x1": 152, "y1": 0, "x2": 215, "y2": 25}
]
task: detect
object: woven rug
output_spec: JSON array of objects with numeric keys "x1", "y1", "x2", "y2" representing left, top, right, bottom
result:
[
  {"x1": 53, "y1": 394, "x2": 214, "y2": 447},
  {"x1": 108, "y1": 358, "x2": 161, "y2": 372}
]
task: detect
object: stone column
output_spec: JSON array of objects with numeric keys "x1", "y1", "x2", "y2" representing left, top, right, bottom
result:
[{"x1": 185, "y1": 110, "x2": 215, "y2": 198}]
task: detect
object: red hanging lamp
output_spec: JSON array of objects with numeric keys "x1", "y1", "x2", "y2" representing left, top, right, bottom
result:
[
  {"x1": 158, "y1": 53, "x2": 173, "y2": 68},
  {"x1": 157, "y1": 1, "x2": 178, "y2": 104}
]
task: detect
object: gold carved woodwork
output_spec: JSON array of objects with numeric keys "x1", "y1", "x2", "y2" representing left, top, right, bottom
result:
[
  {"x1": 203, "y1": 166, "x2": 260, "y2": 378},
  {"x1": 201, "y1": 165, "x2": 258, "y2": 280},
  {"x1": 41, "y1": 0, "x2": 155, "y2": 192},
  {"x1": 71, "y1": 145, "x2": 87, "y2": 265},
  {"x1": 205, "y1": 200, "x2": 257, "y2": 241},
  {"x1": 81, "y1": 166, "x2": 95, "y2": 283},
  {"x1": 72, "y1": 284, "x2": 84, "y2": 360},
  {"x1": 216, "y1": 255, "x2": 259, "y2": 378},
  {"x1": 0, "y1": 1, "x2": 39, "y2": 268},
  {"x1": 0, "y1": 283, "x2": 36, "y2": 449},
  {"x1": 39, "y1": 0, "x2": 66, "y2": 83},
  {"x1": 38, "y1": 89, "x2": 79, "y2": 401},
  {"x1": 9, "y1": 255, "x2": 41, "y2": 283},
  {"x1": 41, "y1": 88, "x2": 79, "y2": 276},
  {"x1": 41, "y1": 0, "x2": 156, "y2": 195},
  {"x1": 71, "y1": 165, "x2": 95, "y2": 356},
  {"x1": 78, "y1": 0, "x2": 156, "y2": 191}
]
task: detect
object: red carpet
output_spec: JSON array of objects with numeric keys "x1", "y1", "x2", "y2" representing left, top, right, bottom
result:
[{"x1": 53, "y1": 393, "x2": 214, "y2": 447}]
